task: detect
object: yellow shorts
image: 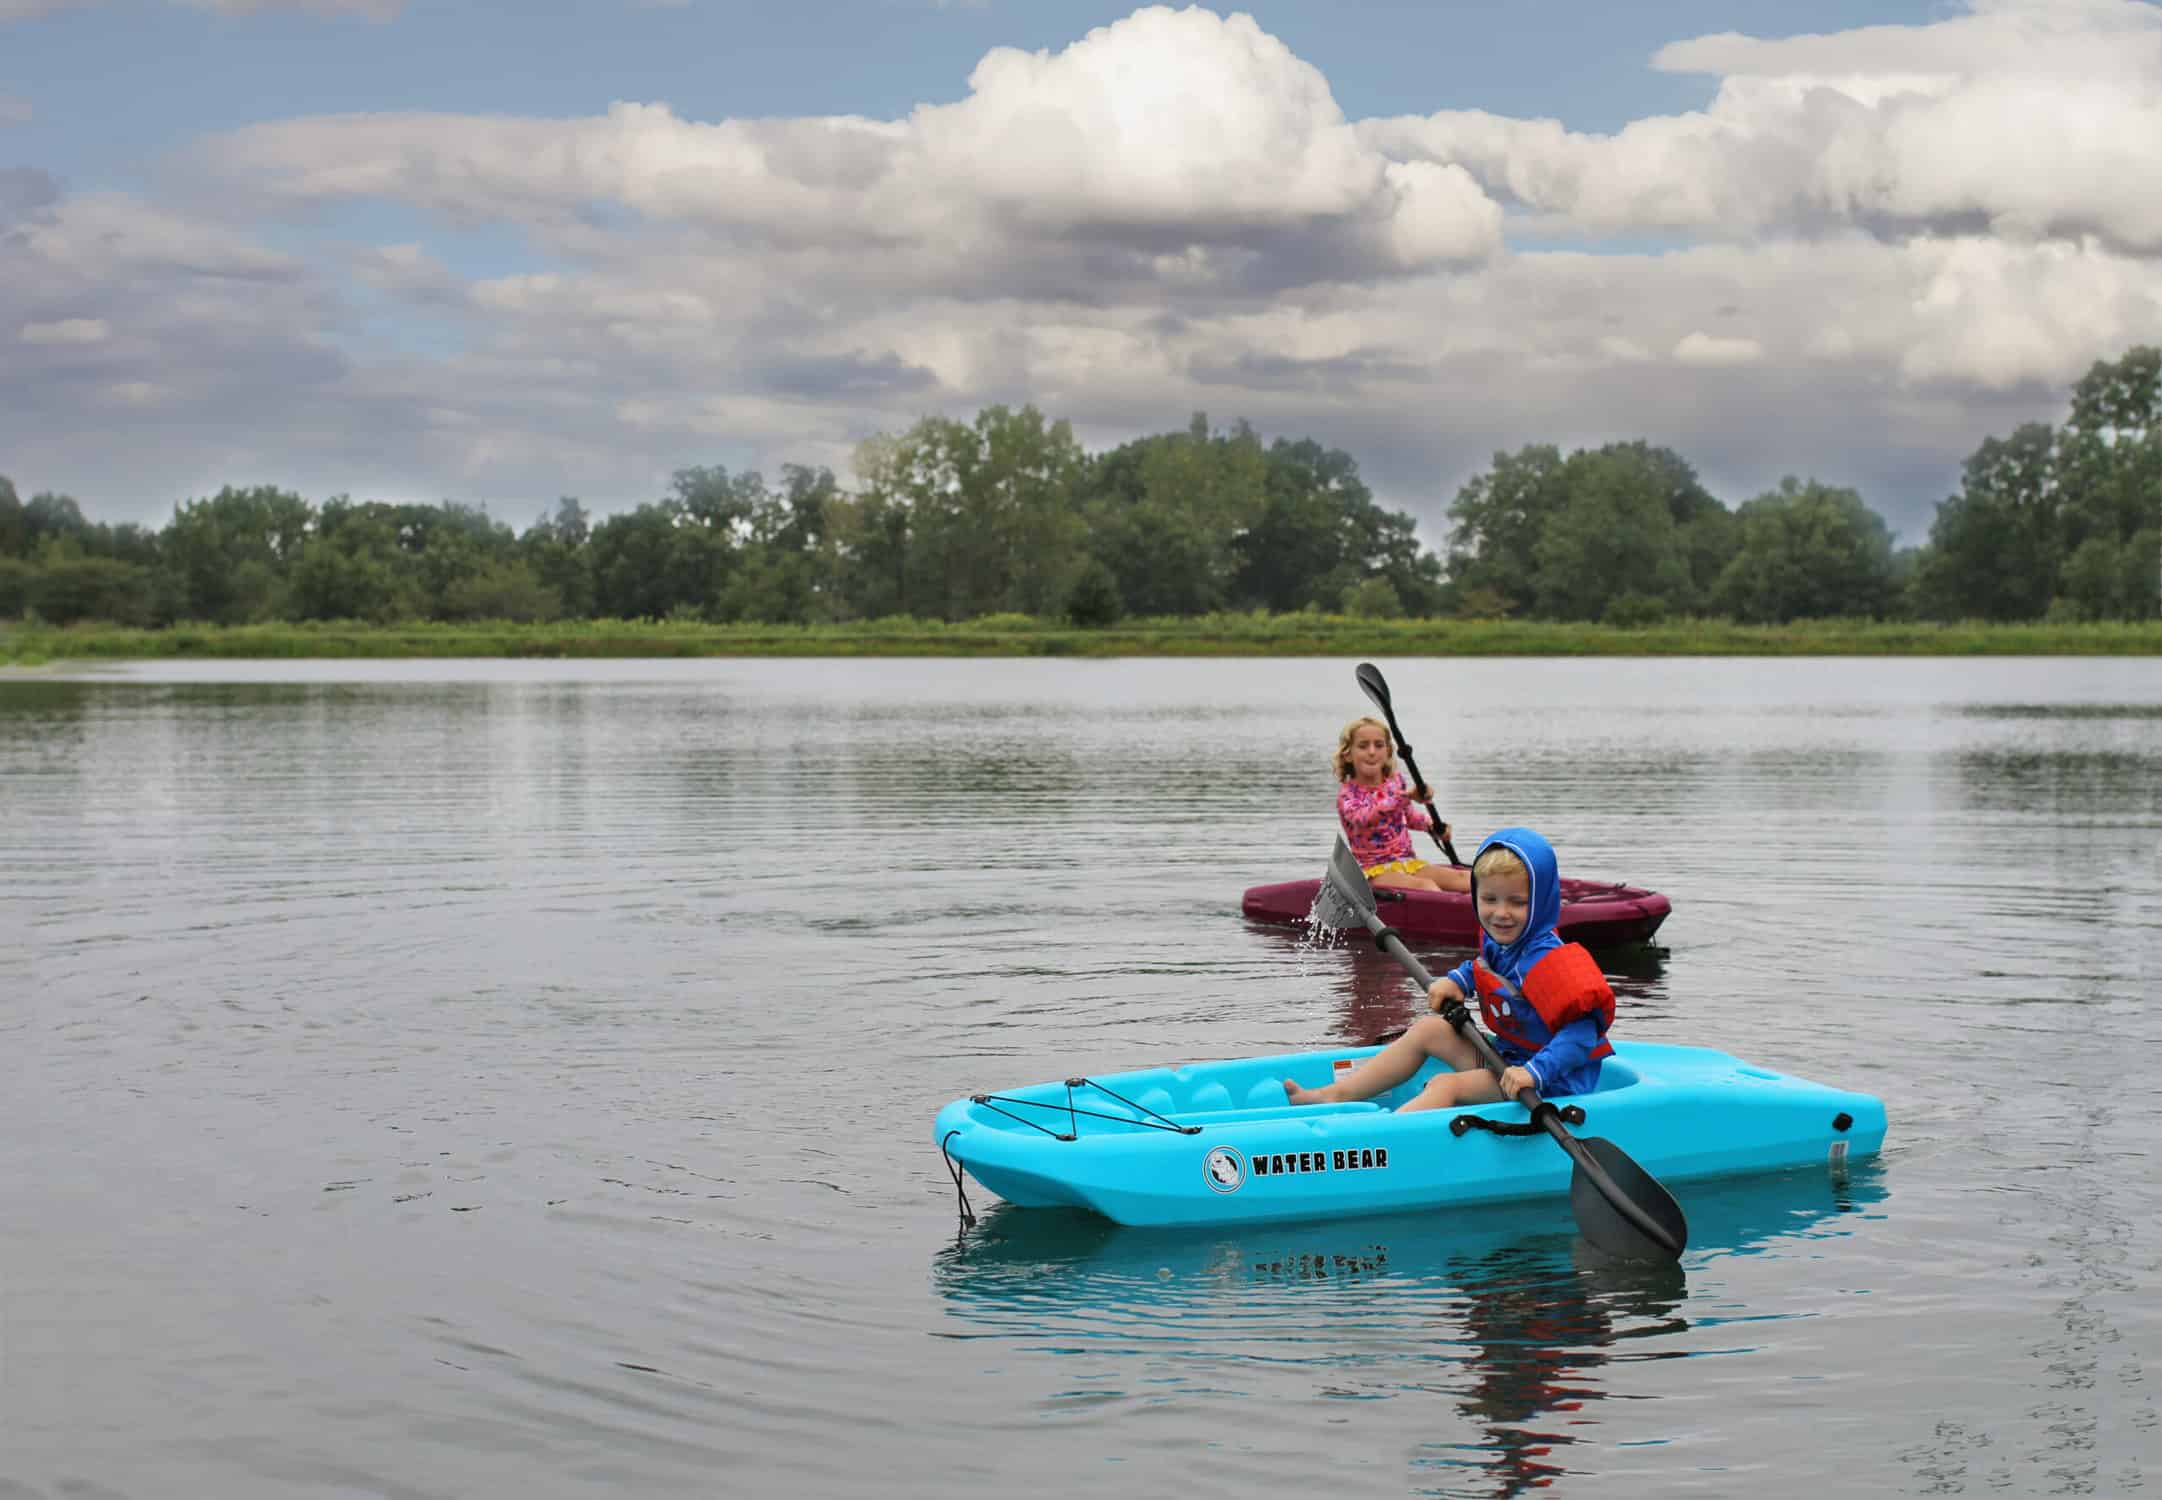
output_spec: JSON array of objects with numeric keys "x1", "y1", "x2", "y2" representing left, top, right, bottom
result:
[{"x1": 1362, "y1": 858, "x2": 1430, "y2": 879}]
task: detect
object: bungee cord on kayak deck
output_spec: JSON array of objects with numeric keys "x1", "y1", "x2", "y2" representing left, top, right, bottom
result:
[
  {"x1": 962, "y1": 1077, "x2": 1205, "y2": 1142},
  {"x1": 939, "y1": 1080, "x2": 1208, "y2": 1230}
]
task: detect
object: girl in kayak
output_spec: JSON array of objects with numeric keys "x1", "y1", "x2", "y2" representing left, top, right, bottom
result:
[
  {"x1": 1286, "y1": 826, "x2": 1615, "y2": 1112},
  {"x1": 1335, "y1": 716, "x2": 1470, "y2": 894}
]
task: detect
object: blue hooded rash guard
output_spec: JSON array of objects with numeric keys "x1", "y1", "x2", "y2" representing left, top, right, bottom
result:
[{"x1": 1443, "y1": 826, "x2": 1608, "y2": 1097}]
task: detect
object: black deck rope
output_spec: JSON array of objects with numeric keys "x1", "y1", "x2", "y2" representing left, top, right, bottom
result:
[
  {"x1": 965, "y1": 1082, "x2": 1201, "y2": 1140},
  {"x1": 939, "y1": 1129, "x2": 977, "y2": 1228},
  {"x1": 1072, "y1": 1077, "x2": 1203, "y2": 1135},
  {"x1": 968, "y1": 1094, "x2": 1080, "y2": 1141},
  {"x1": 1449, "y1": 1100, "x2": 1587, "y2": 1138}
]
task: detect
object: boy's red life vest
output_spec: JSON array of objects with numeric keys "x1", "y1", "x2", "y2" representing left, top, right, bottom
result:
[{"x1": 1470, "y1": 942, "x2": 1615, "y2": 1061}]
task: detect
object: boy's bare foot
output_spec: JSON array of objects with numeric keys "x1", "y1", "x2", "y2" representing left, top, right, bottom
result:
[{"x1": 1283, "y1": 1078, "x2": 1334, "y2": 1105}]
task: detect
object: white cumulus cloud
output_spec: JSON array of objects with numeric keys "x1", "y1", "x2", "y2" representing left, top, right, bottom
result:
[
  {"x1": 1360, "y1": 0, "x2": 2162, "y2": 255},
  {"x1": 190, "y1": 5, "x2": 1503, "y2": 296}
]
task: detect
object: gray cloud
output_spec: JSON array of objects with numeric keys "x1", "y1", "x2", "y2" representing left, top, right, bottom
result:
[{"x1": 0, "y1": 165, "x2": 60, "y2": 224}]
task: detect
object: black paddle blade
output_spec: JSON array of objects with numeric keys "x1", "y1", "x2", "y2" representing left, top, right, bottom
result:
[
  {"x1": 1354, "y1": 661, "x2": 1393, "y2": 717},
  {"x1": 1313, "y1": 836, "x2": 1377, "y2": 931},
  {"x1": 1568, "y1": 1135, "x2": 1690, "y2": 1262}
]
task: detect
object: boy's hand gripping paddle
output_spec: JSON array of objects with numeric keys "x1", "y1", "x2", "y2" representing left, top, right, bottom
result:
[
  {"x1": 1354, "y1": 662, "x2": 1462, "y2": 866},
  {"x1": 1314, "y1": 836, "x2": 1689, "y2": 1263}
]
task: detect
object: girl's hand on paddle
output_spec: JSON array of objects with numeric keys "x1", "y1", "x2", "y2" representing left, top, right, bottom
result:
[
  {"x1": 1426, "y1": 978, "x2": 1461, "y2": 1013},
  {"x1": 1500, "y1": 1066, "x2": 1534, "y2": 1100}
]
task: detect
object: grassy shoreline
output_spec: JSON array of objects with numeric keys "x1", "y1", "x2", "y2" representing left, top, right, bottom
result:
[{"x1": 7, "y1": 615, "x2": 2162, "y2": 664}]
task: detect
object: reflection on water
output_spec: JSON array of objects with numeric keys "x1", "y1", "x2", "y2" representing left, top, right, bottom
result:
[
  {"x1": 1241, "y1": 923, "x2": 1672, "y2": 1046},
  {"x1": 935, "y1": 1166, "x2": 1887, "y2": 1498}
]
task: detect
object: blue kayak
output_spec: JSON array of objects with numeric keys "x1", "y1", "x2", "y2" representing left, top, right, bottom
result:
[{"x1": 933, "y1": 1041, "x2": 1887, "y2": 1230}]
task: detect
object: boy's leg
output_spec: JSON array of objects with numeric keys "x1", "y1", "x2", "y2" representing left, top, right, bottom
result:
[
  {"x1": 1398, "y1": 1064, "x2": 1505, "y2": 1112},
  {"x1": 1285, "y1": 1016, "x2": 1468, "y2": 1104}
]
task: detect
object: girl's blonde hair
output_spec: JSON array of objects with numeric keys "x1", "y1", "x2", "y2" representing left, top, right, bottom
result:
[
  {"x1": 1333, "y1": 716, "x2": 1395, "y2": 781},
  {"x1": 1472, "y1": 844, "x2": 1528, "y2": 882}
]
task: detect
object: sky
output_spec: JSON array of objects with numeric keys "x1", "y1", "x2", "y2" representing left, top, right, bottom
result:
[{"x1": 5, "y1": 0, "x2": 2161, "y2": 545}]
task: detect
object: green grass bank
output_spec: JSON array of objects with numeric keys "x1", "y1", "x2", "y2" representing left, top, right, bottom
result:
[{"x1": 6, "y1": 615, "x2": 2162, "y2": 665}]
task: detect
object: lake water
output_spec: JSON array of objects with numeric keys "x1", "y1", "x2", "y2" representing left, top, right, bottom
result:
[{"x1": 4, "y1": 656, "x2": 2158, "y2": 1498}]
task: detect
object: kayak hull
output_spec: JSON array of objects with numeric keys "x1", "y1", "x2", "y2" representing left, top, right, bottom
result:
[
  {"x1": 933, "y1": 1041, "x2": 1885, "y2": 1230},
  {"x1": 1241, "y1": 875, "x2": 1671, "y2": 946}
]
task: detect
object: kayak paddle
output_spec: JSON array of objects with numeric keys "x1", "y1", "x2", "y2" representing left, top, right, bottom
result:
[
  {"x1": 1355, "y1": 661, "x2": 1462, "y2": 866},
  {"x1": 1314, "y1": 835, "x2": 1689, "y2": 1262}
]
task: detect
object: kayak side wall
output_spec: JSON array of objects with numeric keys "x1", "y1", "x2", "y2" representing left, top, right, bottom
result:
[{"x1": 1240, "y1": 879, "x2": 1671, "y2": 945}]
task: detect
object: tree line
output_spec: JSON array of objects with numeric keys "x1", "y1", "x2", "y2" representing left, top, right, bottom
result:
[{"x1": 3, "y1": 347, "x2": 2155, "y2": 630}]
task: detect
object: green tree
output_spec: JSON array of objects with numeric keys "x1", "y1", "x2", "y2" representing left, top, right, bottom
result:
[
  {"x1": 716, "y1": 465, "x2": 842, "y2": 623},
  {"x1": 25, "y1": 537, "x2": 157, "y2": 626},
  {"x1": 519, "y1": 497, "x2": 594, "y2": 619},
  {"x1": 2052, "y1": 346, "x2": 2160, "y2": 617},
  {"x1": 1064, "y1": 557, "x2": 1124, "y2": 626},
  {"x1": 1449, "y1": 442, "x2": 1723, "y2": 618},
  {"x1": 1085, "y1": 414, "x2": 1265, "y2": 616},
  {"x1": 1234, "y1": 436, "x2": 1440, "y2": 614},
  {"x1": 842, "y1": 408, "x2": 1086, "y2": 621},
  {"x1": 1912, "y1": 423, "x2": 2060, "y2": 620},
  {"x1": 0, "y1": 477, "x2": 22, "y2": 558},
  {"x1": 2054, "y1": 528, "x2": 2161, "y2": 620},
  {"x1": 828, "y1": 436, "x2": 915, "y2": 619},
  {"x1": 437, "y1": 561, "x2": 561, "y2": 622},
  {"x1": 163, "y1": 485, "x2": 313, "y2": 623},
  {"x1": 1709, "y1": 478, "x2": 1898, "y2": 622},
  {"x1": 287, "y1": 499, "x2": 417, "y2": 622},
  {"x1": 1340, "y1": 576, "x2": 1404, "y2": 619},
  {"x1": 1527, "y1": 446, "x2": 1696, "y2": 620},
  {"x1": 1444, "y1": 445, "x2": 1569, "y2": 616}
]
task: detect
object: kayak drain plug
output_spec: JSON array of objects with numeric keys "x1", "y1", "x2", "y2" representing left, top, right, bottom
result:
[{"x1": 1832, "y1": 1113, "x2": 1853, "y2": 1132}]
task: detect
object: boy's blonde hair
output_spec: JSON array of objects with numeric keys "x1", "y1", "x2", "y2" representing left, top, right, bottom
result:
[
  {"x1": 1472, "y1": 844, "x2": 1528, "y2": 882},
  {"x1": 1333, "y1": 716, "x2": 1395, "y2": 781}
]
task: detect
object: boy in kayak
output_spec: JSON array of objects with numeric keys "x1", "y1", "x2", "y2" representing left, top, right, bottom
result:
[
  {"x1": 1335, "y1": 716, "x2": 1470, "y2": 894},
  {"x1": 1285, "y1": 826, "x2": 1614, "y2": 1112}
]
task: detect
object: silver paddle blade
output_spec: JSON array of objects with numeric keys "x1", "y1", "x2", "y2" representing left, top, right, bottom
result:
[
  {"x1": 1355, "y1": 661, "x2": 1392, "y2": 716},
  {"x1": 1312, "y1": 837, "x2": 1377, "y2": 931}
]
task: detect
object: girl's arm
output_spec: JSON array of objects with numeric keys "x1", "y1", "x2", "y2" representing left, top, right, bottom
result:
[{"x1": 1389, "y1": 773, "x2": 1433, "y2": 832}]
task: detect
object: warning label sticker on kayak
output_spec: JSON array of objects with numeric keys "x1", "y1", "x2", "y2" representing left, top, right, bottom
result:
[{"x1": 1333, "y1": 1058, "x2": 1356, "y2": 1078}]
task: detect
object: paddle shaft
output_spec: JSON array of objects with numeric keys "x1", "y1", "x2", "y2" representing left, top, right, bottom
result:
[
  {"x1": 1355, "y1": 916, "x2": 1686, "y2": 1259},
  {"x1": 1356, "y1": 666, "x2": 1463, "y2": 866}
]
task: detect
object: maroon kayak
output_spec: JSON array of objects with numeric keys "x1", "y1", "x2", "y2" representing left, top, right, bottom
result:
[{"x1": 1241, "y1": 876, "x2": 1670, "y2": 947}]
